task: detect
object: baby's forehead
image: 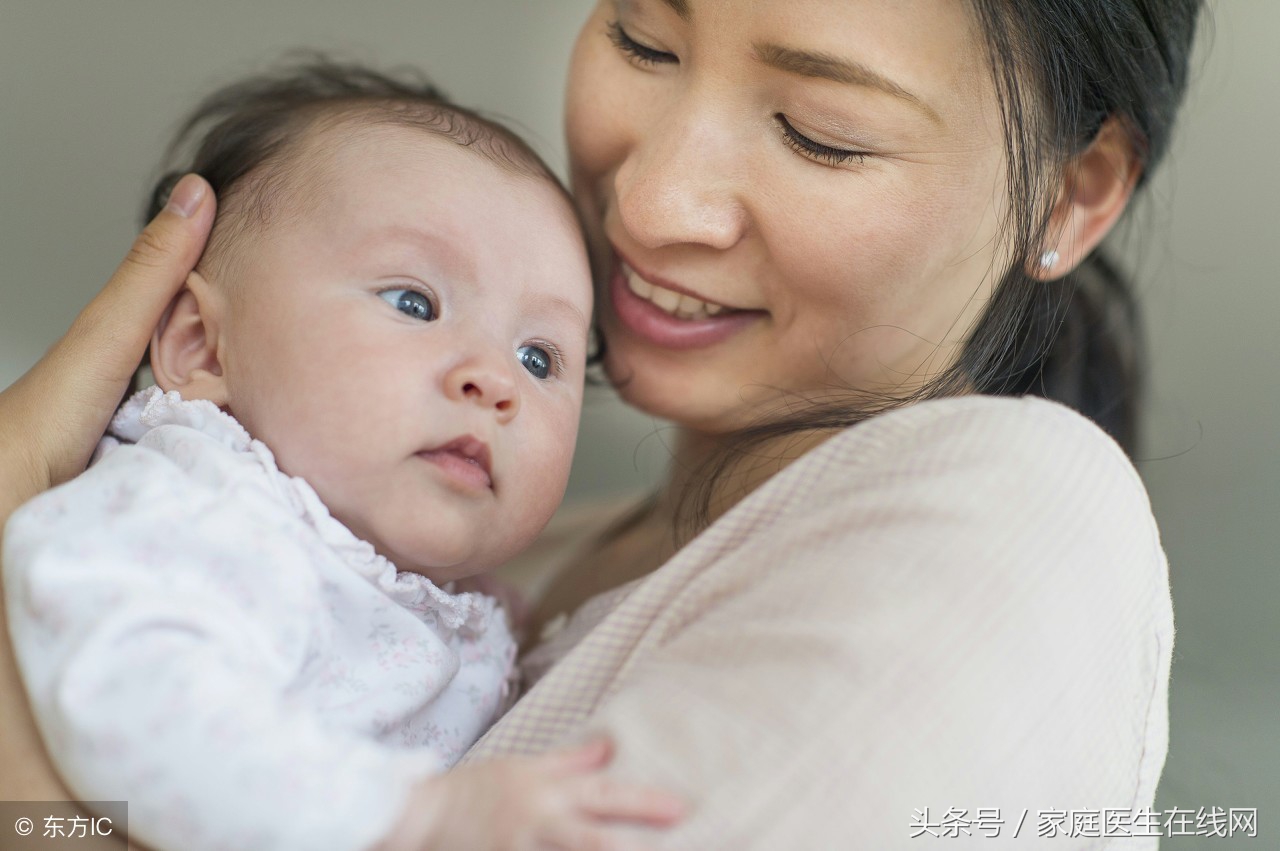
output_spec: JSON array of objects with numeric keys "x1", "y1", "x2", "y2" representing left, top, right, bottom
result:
[
  {"x1": 273, "y1": 118, "x2": 574, "y2": 233},
  {"x1": 213, "y1": 113, "x2": 578, "y2": 266},
  {"x1": 295, "y1": 106, "x2": 563, "y2": 191},
  {"x1": 271, "y1": 121, "x2": 590, "y2": 316},
  {"x1": 281, "y1": 120, "x2": 495, "y2": 205}
]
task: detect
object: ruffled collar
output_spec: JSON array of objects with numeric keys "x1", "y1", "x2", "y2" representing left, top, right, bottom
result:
[{"x1": 107, "y1": 387, "x2": 496, "y2": 635}]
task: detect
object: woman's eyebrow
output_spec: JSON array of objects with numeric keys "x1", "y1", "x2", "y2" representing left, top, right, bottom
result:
[
  {"x1": 657, "y1": 0, "x2": 690, "y2": 21},
  {"x1": 755, "y1": 43, "x2": 943, "y2": 125}
]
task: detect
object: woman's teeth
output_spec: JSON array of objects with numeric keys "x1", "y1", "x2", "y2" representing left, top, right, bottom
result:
[{"x1": 624, "y1": 265, "x2": 725, "y2": 320}]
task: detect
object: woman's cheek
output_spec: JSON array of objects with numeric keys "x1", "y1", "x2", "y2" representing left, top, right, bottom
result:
[
  {"x1": 768, "y1": 192, "x2": 920, "y2": 321},
  {"x1": 767, "y1": 203, "x2": 975, "y2": 392},
  {"x1": 566, "y1": 23, "x2": 641, "y2": 205},
  {"x1": 565, "y1": 22, "x2": 608, "y2": 163}
]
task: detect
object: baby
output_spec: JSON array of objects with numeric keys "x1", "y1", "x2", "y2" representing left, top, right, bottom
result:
[{"x1": 3, "y1": 61, "x2": 680, "y2": 851}]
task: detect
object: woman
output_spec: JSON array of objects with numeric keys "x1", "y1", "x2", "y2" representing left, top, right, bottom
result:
[{"x1": 2, "y1": 0, "x2": 1200, "y2": 847}]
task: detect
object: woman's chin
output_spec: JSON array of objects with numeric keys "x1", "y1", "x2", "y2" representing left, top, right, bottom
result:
[{"x1": 603, "y1": 351, "x2": 746, "y2": 434}]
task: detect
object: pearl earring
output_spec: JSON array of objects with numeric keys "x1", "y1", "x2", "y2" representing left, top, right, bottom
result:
[{"x1": 1038, "y1": 250, "x2": 1060, "y2": 271}]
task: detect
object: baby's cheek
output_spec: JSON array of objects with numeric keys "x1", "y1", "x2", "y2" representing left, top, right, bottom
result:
[{"x1": 510, "y1": 426, "x2": 575, "y2": 532}]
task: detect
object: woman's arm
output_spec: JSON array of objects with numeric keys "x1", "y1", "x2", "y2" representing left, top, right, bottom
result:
[
  {"x1": 550, "y1": 398, "x2": 1172, "y2": 848},
  {"x1": 0, "y1": 174, "x2": 214, "y2": 526},
  {"x1": 0, "y1": 174, "x2": 214, "y2": 807}
]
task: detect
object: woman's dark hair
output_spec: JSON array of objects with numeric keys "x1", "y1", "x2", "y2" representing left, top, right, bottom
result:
[
  {"x1": 963, "y1": 0, "x2": 1202, "y2": 449},
  {"x1": 677, "y1": 0, "x2": 1203, "y2": 533}
]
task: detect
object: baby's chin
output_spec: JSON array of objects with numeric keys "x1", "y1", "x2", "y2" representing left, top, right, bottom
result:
[
  {"x1": 316, "y1": 498, "x2": 489, "y2": 581},
  {"x1": 365, "y1": 539, "x2": 478, "y2": 585},
  {"x1": 391, "y1": 558, "x2": 483, "y2": 586},
  {"x1": 327, "y1": 494, "x2": 553, "y2": 585},
  {"x1": 372, "y1": 532, "x2": 511, "y2": 586}
]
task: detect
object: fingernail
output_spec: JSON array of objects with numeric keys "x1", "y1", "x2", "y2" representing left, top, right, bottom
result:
[{"x1": 165, "y1": 174, "x2": 205, "y2": 218}]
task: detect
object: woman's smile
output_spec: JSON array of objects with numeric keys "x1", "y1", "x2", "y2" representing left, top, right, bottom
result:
[
  {"x1": 607, "y1": 251, "x2": 767, "y2": 350},
  {"x1": 569, "y1": 0, "x2": 1006, "y2": 432}
]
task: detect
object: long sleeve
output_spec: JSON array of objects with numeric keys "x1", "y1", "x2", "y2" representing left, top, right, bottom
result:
[
  {"x1": 4, "y1": 438, "x2": 438, "y2": 851},
  {"x1": 475, "y1": 396, "x2": 1172, "y2": 849}
]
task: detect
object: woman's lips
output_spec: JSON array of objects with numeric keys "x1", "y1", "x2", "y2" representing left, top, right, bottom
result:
[{"x1": 607, "y1": 260, "x2": 764, "y2": 350}]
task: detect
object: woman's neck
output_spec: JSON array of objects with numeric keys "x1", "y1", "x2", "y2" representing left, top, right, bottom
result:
[
  {"x1": 653, "y1": 425, "x2": 839, "y2": 539},
  {"x1": 523, "y1": 423, "x2": 840, "y2": 639}
]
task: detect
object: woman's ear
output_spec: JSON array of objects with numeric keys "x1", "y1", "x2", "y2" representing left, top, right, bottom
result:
[
  {"x1": 149, "y1": 271, "x2": 229, "y2": 405},
  {"x1": 1031, "y1": 117, "x2": 1142, "y2": 281}
]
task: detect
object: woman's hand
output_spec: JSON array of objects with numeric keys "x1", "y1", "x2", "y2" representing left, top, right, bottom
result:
[
  {"x1": 376, "y1": 739, "x2": 685, "y2": 851},
  {"x1": 0, "y1": 173, "x2": 215, "y2": 526},
  {"x1": 0, "y1": 174, "x2": 214, "y2": 817}
]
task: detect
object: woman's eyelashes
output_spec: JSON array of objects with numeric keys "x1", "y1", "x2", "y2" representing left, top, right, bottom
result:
[
  {"x1": 776, "y1": 115, "x2": 869, "y2": 166},
  {"x1": 607, "y1": 20, "x2": 677, "y2": 65},
  {"x1": 607, "y1": 21, "x2": 868, "y2": 169},
  {"x1": 379, "y1": 287, "x2": 437, "y2": 322}
]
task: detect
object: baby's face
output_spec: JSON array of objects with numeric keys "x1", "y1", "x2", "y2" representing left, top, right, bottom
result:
[{"x1": 214, "y1": 125, "x2": 592, "y2": 581}]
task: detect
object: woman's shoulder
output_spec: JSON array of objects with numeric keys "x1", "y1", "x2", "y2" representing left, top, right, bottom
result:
[
  {"x1": 829, "y1": 392, "x2": 1134, "y2": 469},
  {"x1": 804, "y1": 393, "x2": 1152, "y2": 517},
  {"x1": 753, "y1": 393, "x2": 1168, "y2": 606}
]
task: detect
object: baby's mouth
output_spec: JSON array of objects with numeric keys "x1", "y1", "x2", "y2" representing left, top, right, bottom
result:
[{"x1": 417, "y1": 436, "x2": 493, "y2": 491}]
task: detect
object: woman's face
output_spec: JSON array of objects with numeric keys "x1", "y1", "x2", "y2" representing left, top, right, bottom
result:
[{"x1": 567, "y1": 0, "x2": 1011, "y2": 434}]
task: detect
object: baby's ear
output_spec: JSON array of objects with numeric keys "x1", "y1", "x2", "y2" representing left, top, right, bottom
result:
[{"x1": 149, "y1": 271, "x2": 229, "y2": 406}]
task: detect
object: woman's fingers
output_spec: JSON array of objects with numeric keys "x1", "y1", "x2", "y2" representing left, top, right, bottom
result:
[
  {"x1": 381, "y1": 746, "x2": 685, "y2": 851},
  {"x1": 542, "y1": 823, "x2": 655, "y2": 851},
  {"x1": 573, "y1": 774, "x2": 686, "y2": 826},
  {"x1": 25, "y1": 174, "x2": 216, "y2": 487},
  {"x1": 549, "y1": 737, "x2": 614, "y2": 775},
  {"x1": 541, "y1": 739, "x2": 685, "y2": 826},
  {"x1": 66, "y1": 174, "x2": 215, "y2": 388}
]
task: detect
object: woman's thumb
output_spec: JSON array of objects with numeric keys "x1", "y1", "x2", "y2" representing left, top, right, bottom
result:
[
  {"x1": 66, "y1": 174, "x2": 216, "y2": 379},
  {"x1": 551, "y1": 738, "x2": 615, "y2": 775}
]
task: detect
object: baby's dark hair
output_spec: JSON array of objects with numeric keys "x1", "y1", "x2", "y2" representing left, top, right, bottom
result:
[
  {"x1": 145, "y1": 55, "x2": 568, "y2": 275},
  {"x1": 127, "y1": 55, "x2": 577, "y2": 395}
]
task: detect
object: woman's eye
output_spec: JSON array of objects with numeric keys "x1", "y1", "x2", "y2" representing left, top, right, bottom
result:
[
  {"x1": 607, "y1": 21, "x2": 677, "y2": 66},
  {"x1": 776, "y1": 115, "x2": 868, "y2": 166},
  {"x1": 378, "y1": 288, "x2": 436, "y2": 322},
  {"x1": 517, "y1": 345, "x2": 555, "y2": 380}
]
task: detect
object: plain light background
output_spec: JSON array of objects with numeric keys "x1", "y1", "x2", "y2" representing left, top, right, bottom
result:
[{"x1": 1, "y1": 1, "x2": 1275, "y2": 840}]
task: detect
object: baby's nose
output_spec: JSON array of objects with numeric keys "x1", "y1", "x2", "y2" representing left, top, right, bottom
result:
[{"x1": 444, "y1": 354, "x2": 520, "y2": 423}]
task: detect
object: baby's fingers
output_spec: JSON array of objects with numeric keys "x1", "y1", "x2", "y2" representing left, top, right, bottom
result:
[{"x1": 574, "y1": 775, "x2": 686, "y2": 827}]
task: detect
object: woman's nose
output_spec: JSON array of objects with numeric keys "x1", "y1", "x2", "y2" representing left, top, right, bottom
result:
[
  {"x1": 444, "y1": 353, "x2": 520, "y2": 424},
  {"x1": 614, "y1": 97, "x2": 748, "y2": 252}
]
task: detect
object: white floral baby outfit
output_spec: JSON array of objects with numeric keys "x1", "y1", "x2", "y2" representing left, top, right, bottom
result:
[{"x1": 3, "y1": 388, "x2": 516, "y2": 851}]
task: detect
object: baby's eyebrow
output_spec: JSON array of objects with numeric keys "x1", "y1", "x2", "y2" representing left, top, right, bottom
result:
[
  {"x1": 373, "y1": 225, "x2": 477, "y2": 282},
  {"x1": 539, "y1": 295, "x2": 591, "y2": 333}
]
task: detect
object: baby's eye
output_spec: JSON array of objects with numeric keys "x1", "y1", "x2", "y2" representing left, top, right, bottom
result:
[
  {"x1": 517, "y1": 345, "x2": 553, "y2": 380},
  {"x1": 378, "y1": 288, "x2": 436, "y2": 322}
]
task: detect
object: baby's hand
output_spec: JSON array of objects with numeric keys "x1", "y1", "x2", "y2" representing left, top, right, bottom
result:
[{"x1": 375, "y1": 739, "x2": 684, "y2": 851}]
